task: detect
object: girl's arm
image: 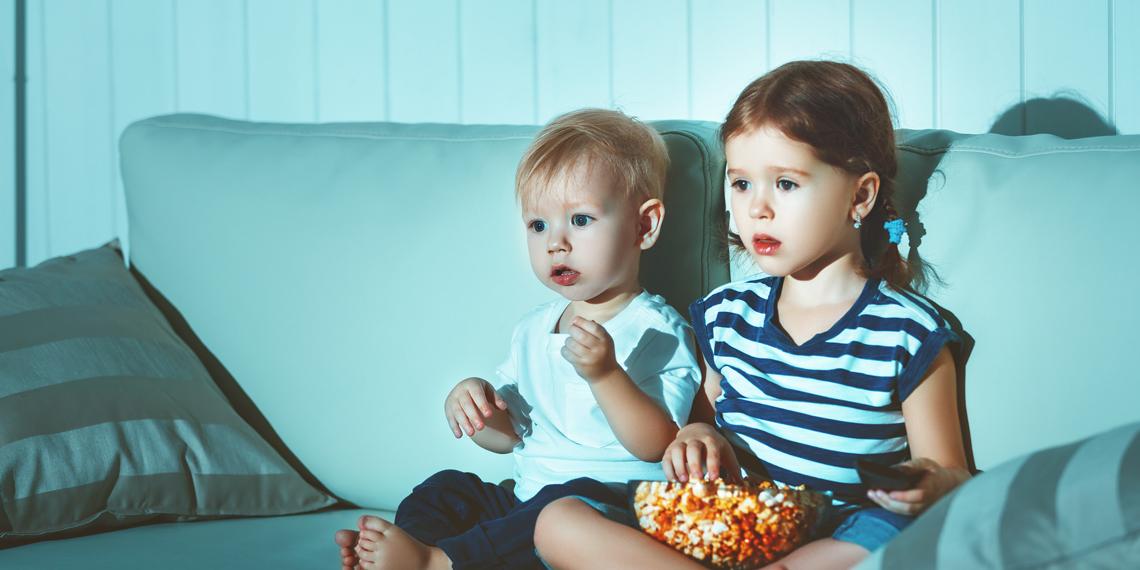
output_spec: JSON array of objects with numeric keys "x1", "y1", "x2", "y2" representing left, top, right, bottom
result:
[{"x1": 870, "y1": 346, "x2": 972, "y2": 514}]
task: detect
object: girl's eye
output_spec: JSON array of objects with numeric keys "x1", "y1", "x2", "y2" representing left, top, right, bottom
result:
[
  {"x1": 571, "y1": 214, "x2": 593, "y2": 227},
  {"x1": 731, "y1": 179, "x2": 752, "y2": 191},
  {"x1": 530, "y1": 220, "x2": 546, "y2": 232},
  {"x1": 776, "y1": 178, "x2": 798, "y2": 191}
]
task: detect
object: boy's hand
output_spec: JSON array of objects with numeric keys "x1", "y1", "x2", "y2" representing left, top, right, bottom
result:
[
  {"x1": 866, "y1": 457, "x2": 969, "y2": 515},
  {"x1": 444, "y1": 377, "x2": 509, "y2": 438},
  {"x1": 562, "y1": 317, "x2": 619, "y2": 382},
  {"x1": 663, "y1": 423, "x2": 742, "y2": 483}
]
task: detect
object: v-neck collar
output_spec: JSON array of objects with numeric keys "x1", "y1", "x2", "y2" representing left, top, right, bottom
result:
[{"x1": 763, "y1": 276, "x2": 880, "y2": 351}]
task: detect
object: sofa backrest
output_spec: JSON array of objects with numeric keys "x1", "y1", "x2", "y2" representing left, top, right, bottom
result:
[{"x1": 119, "y1": 114, "x2": 728, "y2": 509}]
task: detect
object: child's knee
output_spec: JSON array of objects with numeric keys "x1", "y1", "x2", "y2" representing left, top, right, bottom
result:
[{"x1": 534, "y1": 497, "x2": 590, "y2": 561}]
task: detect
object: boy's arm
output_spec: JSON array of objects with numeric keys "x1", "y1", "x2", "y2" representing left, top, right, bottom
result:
[
  {"x1": 445, "y1": 377, "x2": 522, "y2": 454},
  {"x1": 563, "y1": 318, "x2": 682, "y2": 462}
]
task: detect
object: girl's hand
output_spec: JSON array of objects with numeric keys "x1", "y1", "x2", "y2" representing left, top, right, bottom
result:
[
  {"x1": 562, "y1": 317, "x2": 619, "y2": 382},
  {"x1": 444, "y1": 377, "x2": 508, "y2": 438},
  {"x1": 866, "y1": 457, "x2": 969, "y2": 516},
  {"x1": 662, "y1": 423, "x2": 742, "y2": 483}
]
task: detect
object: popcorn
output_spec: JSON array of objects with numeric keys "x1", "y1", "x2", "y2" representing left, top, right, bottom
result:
[{"x1": 632, "y1": 479, "x2": 827, "y2": 569}]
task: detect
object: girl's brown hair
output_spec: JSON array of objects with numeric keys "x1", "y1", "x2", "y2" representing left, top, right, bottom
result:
[{"x1": 722, "y1": 60, "x2": 935, "y2": 292}]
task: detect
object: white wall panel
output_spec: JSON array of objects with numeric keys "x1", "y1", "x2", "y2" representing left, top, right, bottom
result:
[
  {"x1": 1, "y1": 0, "x2": 14, "y2": 269},
  {"x1": 769, "y1": 0, "x2": 850, "y2": 68},
  {"x1": 1115, "y1": 0, "x2": 1140, "y2": 134},
  {"x1": 110, "y1": 0, "x2": 177, "y2": 262},
  {"x1": 612, "y1": 0, "x2": 688, "y2": 120},
  {"x1": 690, "y1": 0, "x2": 767, "y2": 122},
  {"x1": 388, "y1": 0, "x2": 460, "y2": 123},
  {"x1": 247, "y1": 0, "x2": 316, "y2": 121},
  {"x1": 29, "y1": 0, "x2": 113, "y2": 266},
  {"x1": 937, "y1": 0, "x2": 1021, "y2": 133},
  {"x1": 535, "y1": 0, "x2": 610, "y2": 123},
  {"x1": 12, "y1": 0, "x2": 1140, "y2": 263},
  {"x1": 852, "y1": 0, "x2": 934, "y2": 128},
  {"x1": 1024, "y1": 0, "x2": 1112, "y2": 133},
  {"x1": 175, "y1": 0, "x2": 247, "y2": 119},
  {"x1": 459, "y1": 0, "x2": 535, "y2": 124},
  {"x1": 317, "y1": 0, "x2": 387, "y2": 122}
]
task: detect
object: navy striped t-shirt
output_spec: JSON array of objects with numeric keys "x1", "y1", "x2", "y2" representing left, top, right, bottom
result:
[{"x1": 689, "y1": 275, "x2": 960, "y2": 503}]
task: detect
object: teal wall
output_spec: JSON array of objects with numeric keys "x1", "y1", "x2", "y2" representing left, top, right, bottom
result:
[{"x1": 2, "y1": 0, "x2": 1139, "y2": 269}]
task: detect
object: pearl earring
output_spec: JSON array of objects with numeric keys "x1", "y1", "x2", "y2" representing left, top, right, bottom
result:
[{"x1": 853, "y1": 213, "x2": 863, "y2": 229}]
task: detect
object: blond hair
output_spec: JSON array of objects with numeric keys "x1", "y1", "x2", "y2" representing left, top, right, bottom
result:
[{"x1": 515, "y1": 108, "x2": 669, "y2": 209}]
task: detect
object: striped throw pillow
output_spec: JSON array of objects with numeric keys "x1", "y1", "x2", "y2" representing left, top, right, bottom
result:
[
  {"x1": 0, "y1": 244, "x2": 336, "y2": 547},
  {"x1": 856, "y1": 421, "x2": 1140, "y2": 569}
]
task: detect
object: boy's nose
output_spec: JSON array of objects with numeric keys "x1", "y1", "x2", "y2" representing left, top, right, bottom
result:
[{"x1": 547, "y1": 234, "x2": 569, "y2": 254}]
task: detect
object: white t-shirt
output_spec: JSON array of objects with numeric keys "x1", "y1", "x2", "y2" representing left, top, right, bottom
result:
[{"x1": 493, "y1": 290, "x2": 701, "y2": 501}]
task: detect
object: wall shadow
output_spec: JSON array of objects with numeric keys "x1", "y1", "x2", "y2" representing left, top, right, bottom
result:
[{"x1": 990, "y1": 96, "x2": 1118, "y2": 138}]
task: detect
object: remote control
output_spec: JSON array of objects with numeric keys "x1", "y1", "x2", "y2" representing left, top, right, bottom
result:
[{"x1": 855, "y1": 459, "x2": 922, "y2": 491}]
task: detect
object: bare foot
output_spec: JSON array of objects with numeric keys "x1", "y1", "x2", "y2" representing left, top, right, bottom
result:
[
  {"x1": 355, "y1": 515, "x2": 451, "y2": 570},
  {"x1": 333, "y1": 521, "x2": 361, "y2": 569}
]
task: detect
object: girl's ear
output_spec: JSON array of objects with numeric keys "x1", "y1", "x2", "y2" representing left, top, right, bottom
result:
[
  {"x1": 853, "y1": 172, "x2": 881, "y2": 220},
  {"x1": 637, "y1": 198, "x2": 665, "y2": 250}
]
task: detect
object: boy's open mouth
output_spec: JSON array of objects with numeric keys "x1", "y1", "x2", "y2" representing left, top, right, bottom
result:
[{"x1": 551, "y1": 265, "x2": 580, "y2": 286}]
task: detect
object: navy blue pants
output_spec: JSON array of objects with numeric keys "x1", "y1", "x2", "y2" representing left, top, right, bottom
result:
[{"x1": 393, "y1": 470, "x2": 624, "y2": 570}]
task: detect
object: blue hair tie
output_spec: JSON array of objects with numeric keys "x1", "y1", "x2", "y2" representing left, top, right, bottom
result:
[{"x1": 883, "y1": 218, "x2": 906, "y2": 244}]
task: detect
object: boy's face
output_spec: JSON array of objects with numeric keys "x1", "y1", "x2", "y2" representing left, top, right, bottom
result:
[{"x1": 521, "y1": 162, "x2": 643, "y2": 303}]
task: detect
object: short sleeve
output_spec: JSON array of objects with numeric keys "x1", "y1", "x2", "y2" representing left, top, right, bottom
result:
[
  {"x1": 628, "y1": 323, "x2": 703, "y2": 427},
  {"x1": 897, "y1": 326, "x2": 960, "y2": 402},
  {"x1": 491, "y1": 322, "x2": 532, "y2": 439},
  {"x1": 687, "y1": 297, "x2": 717, "y2": 371}
]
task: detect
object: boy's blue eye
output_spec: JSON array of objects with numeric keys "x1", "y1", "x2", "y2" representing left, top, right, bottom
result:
[
  {"x1": 530, "y1": 220, "x2": 546, "y2": 232},
  {"x1": 777, "y1": 178, "x2": 798, "y2": 191},
  {"x1": 731, "y1": 179, "x2": 751, "y2": 191},
  {"x1": 571, "y1": 214, "x2": 593, "y2": 227}
]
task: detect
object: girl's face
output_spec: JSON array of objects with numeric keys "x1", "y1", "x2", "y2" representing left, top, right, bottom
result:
[
  {"x1": 725, "y1": 126, "x2": 864, "y2": 278},
  {"x1": 521, "y1": 163, "x2": 644, "y2": 303}
]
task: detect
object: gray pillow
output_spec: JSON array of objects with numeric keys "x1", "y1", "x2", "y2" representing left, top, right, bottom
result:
[
  {"x1": 856, "y1": 421, "x2": 1140, "y2": 569},
  {"x1": 0, "y1": 244, "x2": 336, "y2": 547}
]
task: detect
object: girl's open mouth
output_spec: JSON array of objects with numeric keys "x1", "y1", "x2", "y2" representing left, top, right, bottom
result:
[
  {"x1": 752, "y1": 234, "x2": 781, "y2": 255},
  {"x1": 551, "y1": 266, "x2": 580, "y2": 286}
]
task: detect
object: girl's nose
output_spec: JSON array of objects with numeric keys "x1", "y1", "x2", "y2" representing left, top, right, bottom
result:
[{"x1": 749, "y1": 189, "x2": 773, "y2": 219}]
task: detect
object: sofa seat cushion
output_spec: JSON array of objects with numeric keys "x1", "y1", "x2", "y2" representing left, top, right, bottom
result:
[{"x1": 0, "y1": 507, "x2": 383, "y2": 569}]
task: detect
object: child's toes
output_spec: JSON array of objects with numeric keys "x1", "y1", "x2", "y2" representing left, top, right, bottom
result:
[
  {"x1": 335, "y1": 529, "x2": 359, "y2": 548},
  {"x1": 361, "y1": 530, "x2": 383, "y2": 543},
  {"x1": 359, "y1": 515, "x2": 393, "y2": 532}
]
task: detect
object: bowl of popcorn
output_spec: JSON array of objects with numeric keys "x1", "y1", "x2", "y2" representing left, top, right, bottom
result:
[{"x1": 630, "y1": 479, "x2": 829, "y2": 569}]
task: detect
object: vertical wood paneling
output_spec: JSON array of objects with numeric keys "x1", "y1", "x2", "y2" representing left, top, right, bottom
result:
[
  {"x1": 110, "y1": 0, "x2": 177, "y2": 261},
  {"x1": 769, "y1": 0, "x2": 850, "y2": 68},
  {"x1": 317, "y1": 0, "x2": 386, "y2": 122},
  {"x1": 852, "y1": 0, "x2": 934, "y2": 128},
  {"x1": 1024, "y1": 0, "x2": 1112, "y2": 132},
  {"x1": 535, "y1": 0, "x2": 610, "y2": 123},
  {"x1": 1, "y1": 0, "x2": 14, "y2": 268},
  {"x1": 246, "y1": 0, "x2": 316, "y2": 121},
  {"x1": 1115, "y1": 0, "x2": 1140, "y2": 133},
  {"x1": 30, "y1": 0, "x2": 113, "y2": 266},
  {"x1": 612, "y1": 0, "x2": 688, "y2": 120},
  {"x1": 459, "y1": 0, "x2": 535, "y2": 124},
  {"x1": 938, "y1": 0, "x2": 1021, "y2": 133},
  {"x1": 387, "y1": 0, "x2": 460, "y2": 123},
  {"x1": 690, "y1": 0, "x2": 767, "y2": 122},
  {"x1": 176, "y1": 0, "x2": 249, "y2": 119}
]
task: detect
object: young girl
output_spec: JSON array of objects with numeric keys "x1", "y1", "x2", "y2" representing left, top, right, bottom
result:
[{"x1": 534, "y1": 61, "x2": 973, "y2": 569}]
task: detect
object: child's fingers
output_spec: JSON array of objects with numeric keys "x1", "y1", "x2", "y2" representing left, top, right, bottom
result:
[
  {"x1": 491, "y1": 389, "x2": 509, "y2": 410},
  {"x1": 458, "y1": 397, "x2": 485, "y2": 431},
  {"x1": 705, "y1": 446, "x2": 721, "y2": 480},
  {"x1": 562, "y1": 338, "x2": 588, "y2": 359},
  {"x1": 685, "y1": 442, "x2": 706, "y2": 482},
  {"x1": 887, "y1": 488, "x2": 925, "y2": 503},
  {"x1": 446, "y1": 413, "x2": 462, "y2": 438},
  {"x1": 662, "y1": 447, "x2": 678, "y2": 481},
  {"x1": 468, "y1": 385, "x2": 494, "y2": 417},
  {"x1": 452, "y1": 407, "x2": 476, "y2": 436},
  {"x1": 669, "y1": 444, "x2": 689, "y2": 482},
  {"x1": 571, "y1": 318, "x2": 606, "y2": 340}
]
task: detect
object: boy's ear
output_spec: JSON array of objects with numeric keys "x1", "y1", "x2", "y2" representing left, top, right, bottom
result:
[
  {"x1": 637, "y1": 198, "x2": 665, "y2": 251},
  {"x1": 852, "y1": 172, "x2": 880, "y2": 220}
]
